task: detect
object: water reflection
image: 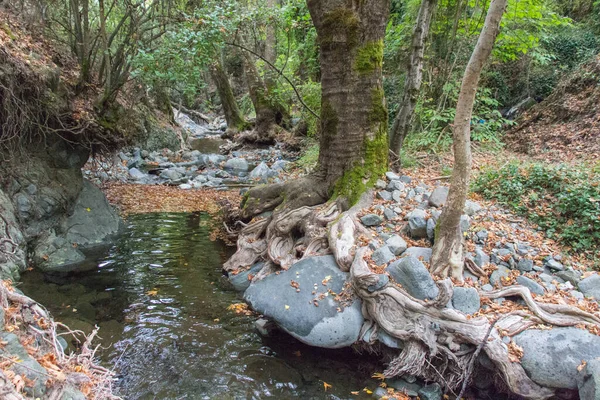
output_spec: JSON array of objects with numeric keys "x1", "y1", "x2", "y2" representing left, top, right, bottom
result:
[{"x1": 20, "y1": 213, "x2": 380, "y2": 399}]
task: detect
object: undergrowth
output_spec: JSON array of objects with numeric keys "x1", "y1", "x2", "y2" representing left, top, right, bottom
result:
[{"x1": 473, "y1": 162, "x2": 600, "y2": 258}]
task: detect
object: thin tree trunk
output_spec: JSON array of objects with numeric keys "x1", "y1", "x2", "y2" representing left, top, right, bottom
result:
[
  {"x1": 210, "y1": 58, "x2": 249, "y2": 133},
  {"x1": 389, "y1": 0, "x2": 437, "y2": 163},
  {"x1": 430, "y1": 0, "x2": 507, "y2": 279}
]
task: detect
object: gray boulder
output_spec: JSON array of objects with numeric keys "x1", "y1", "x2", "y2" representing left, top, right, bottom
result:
[
  {"x1": 403, "y1": 247, "x2": 432, "y2": 263},
  {"x1": 386, "y1": 171, "x2": 400, "y2": 181},
  {"x1": 229, "y1": 262, "x2": 264, "y2": 292},
  {"x1": 451, "y1": 287, "x2": 480, "y2": 314},
  {"x1": 392, "y1": 190, "x2": 402, "y2": 202},
  {"x1": 578, "y1": 358, "x2": 600, "y2": 400},
  {"x1": 556, "y1": 270, "x2": 582, "y2": 286},
  {"x1": 464, "y1": 200, "x2": 483, "y2": 216},
  {"x1": 428, "y1": 186, "x2": 449, "y2": 207},
  {"x1": 377, "y1": 191, "x2": 392, "y2": 201},
  {"x1": 249, "y1": 162, "x2": 271, "y2": 181},
  {"x1": 490, "y1": 265, "x2": 511, "y2": 286},
  {"x1": 224, "y1": 157, "x2": 249, "y2": 172},
  {"x1": 418, "y1": 383, "x2": 443, "y2": 400},
  {"x1": 361, "y1": 214, "x2": 383, "y2": 227},
  {"x1": 244, "y1": 255, "x2": 363, "y2": 348},
  {"x1": 160, "y1": 168, "x2": 184, "y2": 181},
  {"x1": 579, "y1": 274, "x2": 600, "y2": 302},
  {"x1": 408, "y1": 209, "x2": 427, "y2": 238},
  {"x1": 0, "y1": 332, "x2": 48, "y2": 396},
  {"x1": 427, "y1": 218, "x2": 436, "y2": 241},
  {"x1": 387, "y1": 180, "x2": 405, "y2": 192},
  {"x1": 474, "y1": 248, "x2": 490, "y2": 268},
  {"x1": 386, "y1": 235, "x2": 407, "y2": 256},
  {"x1": 514, "y1": 327, "x2": 600, "y2": 389},
  {"x1": 372, "y1": 246, "x2": 395, "y2": 266},
  {"x1": 128, "y1": 167, "x2": 146, "y2": 180},
  {"x1": 386, "y1": 256, "x2": 439, "y2": 300},
  {"x1": 271, "y1": 160, "x2": 289, "y2": 171},
  {"x1": 545, "y1": 258, "x2": 564, "y2": 271},
  {"x1": 516, "y1": 276, "x2": 545, "y2": 296},
  {"x1": 517, "y1": 258, "x2": 534, "y2": 272}
]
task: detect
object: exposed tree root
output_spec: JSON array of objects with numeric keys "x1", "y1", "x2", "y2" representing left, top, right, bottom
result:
[{"x1": 226, "y1": 188, "x2": 599, "y2": 399}]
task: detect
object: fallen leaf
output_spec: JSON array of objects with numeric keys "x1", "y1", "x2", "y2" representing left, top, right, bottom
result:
[{"x1": 323, "y1": 381, "x2": 332, "y2": 391}]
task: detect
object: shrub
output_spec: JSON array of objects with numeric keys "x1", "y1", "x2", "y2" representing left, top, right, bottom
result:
[{"x1": 473, "y1": 162, "x2": 600, "y2": 255}]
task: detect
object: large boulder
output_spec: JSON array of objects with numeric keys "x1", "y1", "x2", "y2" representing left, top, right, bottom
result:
[
  {"x1": 403, "y1": 247, "x2": 432, "y2": 263},
  {"x1": 579, "y1": 274, "x2": 600, "y2": 302},
  {"x1": 224, "y1": 157, "x2": 249, "y2": 172},
  {"x1": 386, "y1": 256, "x2": 439, "y2": 300},
  {"x1": 451, "y1": 287, "x2": 480, "y2": 314},
  {"x1": 408, "y1": 209, "x2": 427, "y2": 239},
  {"x1": 428, "y1": 186, "x2": 449, "y2": 208},
  {"x1": 578, "y1": 358, "x2": 600, "y2": 400},
  {"x1": 244, "y1": 256, "x2": 363, "y2": 348},
  {"x1": 514, "y1": 327, "x2": 600, "y2": 389}
]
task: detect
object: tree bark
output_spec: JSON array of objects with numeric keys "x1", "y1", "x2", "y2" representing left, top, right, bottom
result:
[
  {"x1": 389, "y1": 0, "x2": 437, "y2": 163},
  {"x1": 430, "y1": 0, "x2": 507, "y2": 279},
  {"x1": 210, "y1": 58, "x2": 249, "y2": 133}
]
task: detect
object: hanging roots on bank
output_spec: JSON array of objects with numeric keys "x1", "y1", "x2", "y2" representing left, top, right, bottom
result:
[{"x1": 226, "y1": 189, "x2": 600, "y2": 399}]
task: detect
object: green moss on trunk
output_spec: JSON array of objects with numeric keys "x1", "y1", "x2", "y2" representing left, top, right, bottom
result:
[{"x1": 354, "y1": 40, "x2": 384, "y2": 75}]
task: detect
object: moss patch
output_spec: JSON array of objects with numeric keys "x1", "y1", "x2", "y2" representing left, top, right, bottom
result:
[
  {"x1": 320, "y1": 8, "x2": 359, "y2": 48},
  {"x1": 354, "y1": 40, "x2": 384, "y2": 75}
]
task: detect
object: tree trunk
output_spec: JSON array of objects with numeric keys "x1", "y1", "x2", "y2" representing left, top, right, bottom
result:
[
  {"x1": 430, "y1": 0, "x2": 507, "y2": 279},
  {"x1": 389, "y1": 0, "x2": 437, "y2": 163},
  {"x1": 210, "y1": 58, "x2": 249, "y2": 133}
]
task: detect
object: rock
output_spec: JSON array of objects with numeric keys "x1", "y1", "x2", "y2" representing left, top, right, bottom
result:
[
  {"x1": 460, "y1": 214, "x2": 471, "y2": 233},
  {"x1": 556, "y1": 270, "x2": 582, "y2": 286},
  {"x1": 383, "y1": 208, "x2": 396, "y2": 220},
  {"x1": 464, "y1": 200, "x2": 483, "y2": 216},
  {"x1": 179, "y1": 183, "x2": 192, "y2": 190},
  {"x1": 377, "y1": 191, "x2": 392, "y2": 201},
  {"x1": 418, "y1": 383, "x2": 443, "y2": 400},
  {"x1": 254, "y1": 318, "x2": 275, "y2": 336},
  {"x1": 517, "y1": 258, "x2": 534, "y2": 272},
  {"x1": 482, "y1": 284, "x2": 494, "y2": 291},
  {"x1": 386, "y1": 256, "x2": 439, "y2": 300},
  {"x1": 366, "y1": 274, "x2": 389, "y2": 293},
  {"x1": 249, "y1": 162, "x2": 271, "y2": 181},
  {"x1": 391, "y1": 190, "x2": 402, "y2": 202},
  {"x1": 408, "y1": 209, "x2": 427, "y2": 239},
  {"x1": 514, "y1": 327, "x2": 600, "y2": 389},
  {"x1": 372, "y1": 246, "x2": 395, "y2": 266},
  {"x1": 426, "y1": 218, "x2": 436, "y2": 241},
  {"x1": 451, "y1": 287, "x2": 480, "y2": 314},
  {"x1": 377, "y1": 329, "x2": 402, "y2": 348},
  {"x1": 385, "y1": 235, "x2": 407, "y2": 256},
  {"x1": 128, "y1": 167, "x2": 146, "y2": 180},
  {"x1": 403, "y1": 247, "x2": 432, "y2": 263},
  {"x1": 386, "y1": 171, "x2": 400, "y2": 181},
  {"x1": 388, "y1": 378, "x2": 422, "y2": 396},
  {"x1": 490, "y1": 265, "x2": 511, "y2": 286},
  {"x1": 160, "y1": 168, "x2": 185, "y2": 181},
  {"x1": 387, "y1": 180, "x2": 405, "y2": 191},
  {"x1": 373, "y1": 387, "x2": 388, "y2": 399},
  {"x1": 577, "y1": 358, "x2": 600, "y2": 400},
  {"x1": 474, "y1": 248, "x2": 490, "y2": 268},
  {"x1": 475, "y1": 229, "x2": 489, "y2": 243},
  {"x1": 224, "y1": 157, "x2": 249, "y2": 172},
  {"x1": 579, "y1": 274, "x2": 600, "y2": 302},
  {"x1": 244, "y1": 255, "x2": 363, "y2": 348},
  {"x1": 34, "y1": 235, "x2": 86, "y2": 273},
  {"x1": 271, "y1": 160, "x2": 289, "y2": 171},
  {"x1": 60, "y1": 385, "x2": 87, "y2": 400},
  {"x1": 0, "y1": 333, "x2": 47, "y2": 396},
  {"x1": 361, "y1": 214, "x2": 383, "y2": 227},
  {"x1": 229, "y1": 262, "x2": 264, "y2": 292},
  {"x1": 428, "y1": 186, "x2": 449, "y2": 207},
  {"x1": 545, "y1": 258, "x2": 564, "y2": 271},
  {"x1": 516, "y1": 276, "x2": 545, "y2": 296},
  {"x1": 375, "y1": 179, "x2": 387, "y2": 189}
]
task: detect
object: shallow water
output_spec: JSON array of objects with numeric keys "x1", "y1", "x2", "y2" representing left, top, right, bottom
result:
[{"x1": 20, "y1": 213, "x2": 381, "y2": 399}]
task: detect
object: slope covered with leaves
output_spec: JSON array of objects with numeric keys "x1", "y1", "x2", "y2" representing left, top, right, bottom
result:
[{"x1": 505, "y1": 55, "x2": 600, "y2": 162}]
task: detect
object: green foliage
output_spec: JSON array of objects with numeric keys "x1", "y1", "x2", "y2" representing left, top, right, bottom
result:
[
  {"x1": 298, "y1": 80, "x2": 321, "y2": 137},
  {"x1": 295, "y1": 141, "x2": 320, "y2": 171},
  {"x1": 473, "y1": 163, "x2": 600, "y2": 254}
]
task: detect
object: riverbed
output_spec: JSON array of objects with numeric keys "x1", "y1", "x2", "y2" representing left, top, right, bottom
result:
[{"x1": 20, "y1": 212, "x2": 381, "y2": 399}]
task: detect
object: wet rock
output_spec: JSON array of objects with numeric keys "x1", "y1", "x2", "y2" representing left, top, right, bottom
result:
[
  {"x1": 577, "y1": 358, "x2": 600, "y2": 400},
  {"x1": 490, "y1": 265, "x2": 511, "y2": 286},
  {"x1": 386, "y1": 256, "x2": 439, "y2": 300},
  {"x1": 254, "y1": 318, "x2": 275, "y2": 336},
  {"x1": 579, "y1": 274, "x2": 600, "y2": 302},
  {"x1": 514, "y1": 327, "x2": 600, "y2": 389},
  {"x1": 0, "y1": 332, "x2": 47, "y2": 397},
  {"x1": 361, "y1": 214, "x2": 383, "y2": 227},
  {"x1": 244, "y1": 255, "x2": 363, "y2": 348},
  {"x1": 403, "y1": 247, "x2": 432, "y2": 263},
  {"x1": 516, "y1": 276, "x2": 545, "y2": 296},
  {"x1": 428, "y1": 186, "x2": 449, "y2": 207},
  {"x1": 229, "y1": 262, "x2": 264, "y2": 292},
  {"x1": 225, "y1": 157, "x2": 249, "y2": 172},
  {"x1": 419, "y1": 383, "x2": 443, "y2": 400},
  {"x1": 451, "y1": 287, "x2": 480, "y2": 314},
  {"x1": 388, "y1": 378, "x2": 422, "y2": 396},
  {"x1": 385, "y1": 235, "x2": 407, "y2": 256},
  {"x1": 408, "y1": 209, "x2": 427, "y2": 239},
  {"x1": 372, "y1": 246, "x2": 395, "y2": 266}
]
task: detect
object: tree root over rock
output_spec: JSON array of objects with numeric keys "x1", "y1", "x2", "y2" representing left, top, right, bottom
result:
[{"x1": 226, "y1": 190, "x2": 600, "y2": 399}]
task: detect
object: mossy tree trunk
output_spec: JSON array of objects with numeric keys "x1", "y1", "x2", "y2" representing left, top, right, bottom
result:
[
  {"x1": 210, "y1": 57, "x2": 249, "y2": 133},
  {"x1": 389, "y1": 0, "x2": 437, "y2": 164},
  {"x1": 430, "y1": 0, "x2": 507, "y2": 279}
]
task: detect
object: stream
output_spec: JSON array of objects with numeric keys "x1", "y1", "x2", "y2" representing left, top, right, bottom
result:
[{"x1": 20, "y1": 212, "x2": 381, "y2": 399}]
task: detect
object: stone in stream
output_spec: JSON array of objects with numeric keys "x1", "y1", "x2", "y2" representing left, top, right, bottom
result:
[
  {"x1": 428, "y1": 186, "x2": 449, "y2": 207},
  {"x1": 451, "y1": 287, "x2": 480, "y2": 314},
  {"x1": 271, "y1": 160, "x2": 289, "y2": 172},
  {"x1": 408, "y1": 209, "x2": 427, "y2": 239},
  {"x1": 418, "y1": 383, "x2": 443, "y2": 400},
  {"x1": 244, "y1": 255, "x2": 363, "y2": 348},
  {"x1": 249, "y1": 162, "x2": 271, "y2": 181},
  {"x1": 386, "y1": 256, "x2": 439, "y2": 300},
  {"x1": 579, "y1": 274, "x2": 600, "y2": 302},
  {"x1": 514, "y1": 327, "x2": 600, "y2": 390},
  {"x1": 361, "y1": 214, "x2": 383, "y2": 227},
  {"x1": 224, "y1": 157, "x2": 249, "y2": 172},
  {"x1": 229, "y1": 262, "x2": 264, "y2": 292}
]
